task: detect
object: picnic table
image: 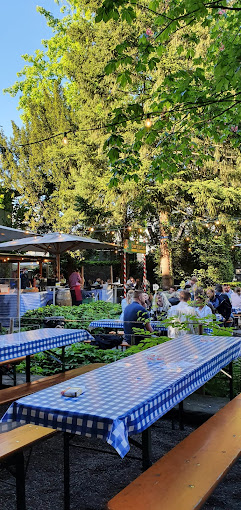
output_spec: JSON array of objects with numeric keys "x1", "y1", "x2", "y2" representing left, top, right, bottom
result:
[
  {"x1": 0, "y1": 290, "x2": 54, "y2": 327},
  {"x1": 2, "y1": 333, "x2": 240, "y2": 509},
  {"x1": 88, "y1": 318, "x2": 167, "y2": 333},
  {"x1": 0, "y1": 328, "x2": 94, "y2": 383},
  {"x1": 2, "y1": 333, "x2": 240, "y2": 451}
]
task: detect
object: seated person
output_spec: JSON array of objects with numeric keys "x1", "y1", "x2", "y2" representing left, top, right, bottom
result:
[
  {"x1": 194, "y1": 289, "x2": 213, "y2": 319},
  {"x1": 92, "y1": 278, "x2": 103, "y2": 289},
  {"x1": 123, "y1": 289, "x2": 153, "y2": 345},
  {"x1": 167, "y1": 286, "x2": 180, "y2": 306},
  {"x1": 126, "y1": 276, "x2": 136, "y2": 289},
  {"x1": 60, "y1": 273, "x2": 66, "y2": 285},
  {"x1": 222, "y1": 283, "x2": 233, "y2": 300},
  {"x1": 167, "y1": 290, "x2": 197, "y2": 338},
  {"x1": 119, "y1": 289, "x2": 134, "y2": 320},
  {"x1": 214, "y1": 284, "x2": 232, "y2": 323},
  {"x1": 206, "y1": 287, "x2": 220, "y2": 312},
  {"x1": 143, "y1": 292, "x2": 153, "y2": 311},
  {"x1": 231, "y1": 287, "x2": 241, "y2": 308},
  {"x1": 102, "y1": 279, "x2": 112, "y2": 290},
  {"x1": 151, "y1": 292, "x2": 171, "y2": 319}
]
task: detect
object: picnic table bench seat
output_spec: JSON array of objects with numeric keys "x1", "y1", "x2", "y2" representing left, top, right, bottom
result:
[
  {"x1": 107, "y1": 393, "x2": 241, "y2": 510},
  {"x1": 0, "y1": 363, "x2": 106, "y2": 406},
  {"x1": 0, "y1": 356, "x2": 34, "y2": 386},
  {"x1": 0, "y1": 424, "x2": 56, "y2": 510}
]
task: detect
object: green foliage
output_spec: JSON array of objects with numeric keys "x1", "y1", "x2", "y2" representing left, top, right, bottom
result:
[
  {"x1": 16, "y1": 335, "x2": 168, "y2": 375},
  {"x1": 1, "y1": 0, "x2": 241, "y2": 286},
  {"x1": 95, "y1": 0, "x2": 241, "y2": 182},
  {"x1": 162, "y1": 313, "x2": 233, "y2": 337},
  {"x1": 21, "y1": 301, "x2": 122, "y2": 331}
]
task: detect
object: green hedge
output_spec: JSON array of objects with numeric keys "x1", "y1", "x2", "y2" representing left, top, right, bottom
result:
[{"x1": 21, "y1": 301, "x2": 122, "y2": 331}]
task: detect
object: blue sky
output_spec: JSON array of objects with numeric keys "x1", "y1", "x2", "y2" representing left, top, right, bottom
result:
[{"x1": 0, "y1": 0, "x2": 63, "y2": 139}]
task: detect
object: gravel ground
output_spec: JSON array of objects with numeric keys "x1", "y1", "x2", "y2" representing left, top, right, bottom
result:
[{"x1": 0, "y1": 398, "x2": 240, "y2": 510}]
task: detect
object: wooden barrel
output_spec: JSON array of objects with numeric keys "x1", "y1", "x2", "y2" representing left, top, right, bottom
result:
[{"x1": 56, "y1": 288, "x2": 72, "y2": 307}]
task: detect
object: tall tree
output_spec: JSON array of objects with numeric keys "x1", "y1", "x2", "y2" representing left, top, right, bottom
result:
[{"x1": 96, "y1": 0, "x2": 241, "y2": 181}]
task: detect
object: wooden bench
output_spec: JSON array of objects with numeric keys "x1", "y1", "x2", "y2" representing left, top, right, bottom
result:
[
  {"x1": 0, "y1": 424, "x2": 56, "y2": 510},
  {"x1": 0, "y1": 356, "x2": 33, "y2": 386},
  {"x1": 107, "y1": 393, "x2": 241, "y2": 510},
  {"x1": 0, "y1": 363, "x2": 106, "y2": 406}
]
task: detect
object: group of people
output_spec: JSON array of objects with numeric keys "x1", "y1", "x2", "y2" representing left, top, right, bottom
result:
[
  {"x1": 68, "y1": 270, "x2": 112, "y2": 305},
  {"x1": 126, "y1": 276, "x2": 150, "y2": 291},
  {"x1": 122, "y1": 280, "x2": 237, "y2": 344}
]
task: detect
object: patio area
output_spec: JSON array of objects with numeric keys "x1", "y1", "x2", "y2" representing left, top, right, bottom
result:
[{"x1": 0, "y1": 394, "x2": 239, "y2": 510}]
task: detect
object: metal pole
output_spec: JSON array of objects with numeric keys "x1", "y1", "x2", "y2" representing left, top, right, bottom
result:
[
  {"x1": 229, "y1": 362, "x2": 234, "y2": 400},
  {"x1": 142, "y1": 427, "x2": 152, "y2": 471},
  {"x1": 15, "y1": 451, "x2": 26, "y2": 510},
  {"x1": 143, "y1": 254, "x2": 146, "y2": 292},
  {"x1": 64, "y1": 433, "x2": 70, "y2": 510},
  {"x1": 56, "y1": 253, "x2": 61, "y2": 281},
  {"x1": 123, "y1": 252, "x2": 127, "y2": 298}
]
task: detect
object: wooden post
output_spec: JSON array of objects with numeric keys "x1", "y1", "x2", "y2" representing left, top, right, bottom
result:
[
  {"x1": 39, "y1": 260, "x2": 43, "y2": 277},
  {"x1": 110, "y1": 265, "x2": 113, "y2": 284}
]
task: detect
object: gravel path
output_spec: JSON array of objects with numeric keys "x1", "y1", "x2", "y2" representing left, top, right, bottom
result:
[{"x1": 0, "y1": 398, "x2": 240, "y2": 510}]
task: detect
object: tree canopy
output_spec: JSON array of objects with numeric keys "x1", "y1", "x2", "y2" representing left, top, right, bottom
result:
[
  {"x1": 1, "y1": 0, "x2": 241, "y2": 284},
  {"x1": 96, "y1": 0, "x2": 241, "y2": 181}
]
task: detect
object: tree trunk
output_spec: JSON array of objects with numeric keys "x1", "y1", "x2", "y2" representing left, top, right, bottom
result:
[{"x1": 159, "y1": 211, "x2": 173, "y2": 289}]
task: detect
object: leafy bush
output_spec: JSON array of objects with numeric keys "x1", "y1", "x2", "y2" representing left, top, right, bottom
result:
[
  {"x1": 16, "y1": 336, "x2": 168, "y2": 376},
  {"x1": 20, "y1": 301, "x2": 122, "y2": 331}
]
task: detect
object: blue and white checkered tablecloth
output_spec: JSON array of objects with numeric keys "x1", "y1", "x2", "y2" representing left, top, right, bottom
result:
[
  {"x1": 0, "y1": 328, "x2": 93, "y2": 362},
  {"x1": 0, "y1": 291, "x2": 53, "y2": 327},
  {"x1": 2, "y1": 334, "x2": 241, "y2": 458},
  {"x1": 232, "y1": 308, "x2": 241, "y2": 314},
  {"x1": 88, "y1": 319, "x2": 167, "y2": 332}
]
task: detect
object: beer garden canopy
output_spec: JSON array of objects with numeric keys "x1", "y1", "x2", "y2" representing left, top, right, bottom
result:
[{"x1": 0, "y1": 232, "x2": 116, "y2": 279}]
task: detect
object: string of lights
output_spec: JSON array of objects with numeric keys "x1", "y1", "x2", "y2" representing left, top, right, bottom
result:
[
  {"x1": 78, "y1": 216, "x2": 241, "y2": 234},
  {"x1": 0, "y1": 114, "x2": 154, "y2": 155}
]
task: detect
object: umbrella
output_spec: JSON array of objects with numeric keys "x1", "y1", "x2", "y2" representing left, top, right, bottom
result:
[
  {"x1": 0, "y1": 232, "x2": 116, "y2": 279},
  {"x1": 0, "y1": 225, "x2": 36, "y2": 242}
]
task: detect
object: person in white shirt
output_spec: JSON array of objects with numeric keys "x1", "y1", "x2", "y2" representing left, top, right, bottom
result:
[
  {"x1": 167, "y1": 290, "x2": 197, "y2": 338},
  {"x1": 194, "y1": 290, "x2": 213, "y2": 320},
  {"x1": 231, "y1": 287, "x2": 241, "y2": 308}
]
